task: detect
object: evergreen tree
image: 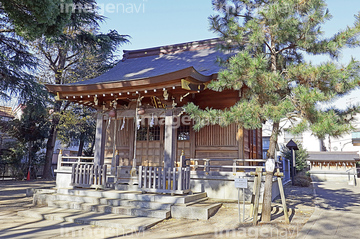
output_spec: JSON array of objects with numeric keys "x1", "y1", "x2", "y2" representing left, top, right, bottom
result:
[
  {"x1": 0, "y1": 0, "x2": 71, "y2": 39},
  {"x1": 281, "y1": 141, "x2": 309, "y2": 172},
  {"x1": 0, "y1": 5, "x2": 47, "y2": 101},
  {"x1": 57, "y1": 104, "x2": 96, "y2": 156},
  {"x1": 185, "y1": 0, "x2": 360, "y2": 159},
  {"x1": 0, "y1": 100, "x2": 50, "y2": 179},
  {"x1": 32, "y1": 0, "x2": 129, "y2": 179},
  {"x1": 184, "y1": 0, "x2": 360, "y2": 222}
]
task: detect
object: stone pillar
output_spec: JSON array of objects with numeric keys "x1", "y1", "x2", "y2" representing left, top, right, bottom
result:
[
  {"x1": 94, "y1": 110, "x2": 105, "y2": 165},
  {"x1": 163, "y1": 110, "x2": 176, "y2": 168}
]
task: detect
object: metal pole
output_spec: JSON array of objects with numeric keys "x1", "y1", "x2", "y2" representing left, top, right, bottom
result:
[
  {"x1": 291, "y1": 148, "x2": 295, "y2": 185},
  {"x1": 238, "y1": 188, "x2": 240, "y2": 223},
  {"x1": 242, "y1": 187, "x2": 245, "y2": 222}
]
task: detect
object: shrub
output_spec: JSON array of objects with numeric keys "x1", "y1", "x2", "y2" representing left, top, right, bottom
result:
[
  {"x1": 281, "y1": 141, "x2": 309, "y2": 172},
  {"x1": 293, "y1": 172, "x2": 312, "y2": 187}
]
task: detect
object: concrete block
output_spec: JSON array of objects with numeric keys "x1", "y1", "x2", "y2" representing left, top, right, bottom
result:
[{"x1": 171, "y1": 203, "x2": 222, "y2": 220}]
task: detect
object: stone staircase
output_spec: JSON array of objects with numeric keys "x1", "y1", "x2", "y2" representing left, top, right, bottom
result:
[{"x1": 18, "y1": 188, "x2": 221, "y2": 229}]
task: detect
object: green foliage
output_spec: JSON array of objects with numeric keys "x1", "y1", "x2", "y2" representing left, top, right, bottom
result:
[
  {"x1": 0, "y1": 0, "x2": 71, "y2": 39},
  {"x1": 33, "y1": 0, "x2": 129, "y2": 85},
  {"x1": 185, "y1": 0, "x2": 360, "y2": 158},
  {"x1": 0, "y1": 100, "x2": 50, "y2": 178},
  {"x1": 0, "y1": 2, "x2": 52, "y2": 101},
  {"x1": 281, "y1": 141, "x2": 309, "y2": 172},
  {"x1": 33, "y1": 0, "x2": 129, "y2": 178},
  {"x1": 0, "y1": 141, "x2": 27, "y2": 179},
  {"x1": 57, "y1": 104, "x2": 96, "y2": 155}
]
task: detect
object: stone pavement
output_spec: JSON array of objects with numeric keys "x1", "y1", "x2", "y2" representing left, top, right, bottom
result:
[{"x1": 298, "y1": 181, "x2": 360, "y2": 239}]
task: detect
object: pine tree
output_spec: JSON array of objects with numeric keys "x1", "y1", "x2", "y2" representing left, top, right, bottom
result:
[
  {"x1": 185, "y1": 0, "x2": 360, "y2": 222},
  {"x1": 186, "y1": 0, "x2": 360, "y2": 158}
]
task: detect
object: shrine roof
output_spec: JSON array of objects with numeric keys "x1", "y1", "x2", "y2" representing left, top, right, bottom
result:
[
  {"x1": 0, "y1": 106, "x2": 14, "y2": 118},
  {"x1": 68, "y1": 38, "x2": 232, "y2": 86}
]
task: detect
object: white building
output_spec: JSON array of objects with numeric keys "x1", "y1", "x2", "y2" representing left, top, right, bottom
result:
[{"x1": 262, "y1": 114, "x2": 360, "y2": 158}]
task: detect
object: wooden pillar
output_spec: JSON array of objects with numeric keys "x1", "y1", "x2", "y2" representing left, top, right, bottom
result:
[
  {"x1": 164, "y1": 110, "x2": 176, "y2": 168},
  {"x1": 94, "y1": 110, "x2": 105, "y2": 166}
]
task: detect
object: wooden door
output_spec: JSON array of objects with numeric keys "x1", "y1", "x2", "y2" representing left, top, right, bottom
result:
[
  {"x1": 136, "y1": 124, "x2": 163, "y2": 167},
  {"x1": 177, "y1": 125, "x2": 191, "y2": 165}
]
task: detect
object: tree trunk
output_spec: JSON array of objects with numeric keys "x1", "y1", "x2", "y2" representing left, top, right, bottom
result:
[
  {"x1": 77, "y1": 137, "x2": 85, "y2": 156},
  {"x1": 267, "y1": 121, "x2": 280, "y2": 159},
  {"x1": 89, "y1": 137, "x2": 95, "y2": 156},
  {"x1": 43, "y1": 101, "x2": 62, "y2": 179},
  {"x1": 261, "y1": 121, "x2": 280, "y2": 222}
]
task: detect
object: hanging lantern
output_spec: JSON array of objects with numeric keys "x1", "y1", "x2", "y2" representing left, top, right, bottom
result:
[
  {"x1": 137, "y1": 107, "x2": 145, "y2": 115},
  {"x1": 109, "y1": 109, "x2": 116, "y2": 118}
]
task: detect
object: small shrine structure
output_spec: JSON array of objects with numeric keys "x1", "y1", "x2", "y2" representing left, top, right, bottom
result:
[{"x1": 46, "y1": 39, "x2": 266, "y2": 199}]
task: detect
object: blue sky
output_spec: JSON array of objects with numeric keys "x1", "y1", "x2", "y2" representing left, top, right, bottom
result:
[
  {"x1": 97, "y1": 0, "x2": 360, "y2": 59},
  {"x1": 97, "y1": 0, "x2": 216, "y2": 50}
]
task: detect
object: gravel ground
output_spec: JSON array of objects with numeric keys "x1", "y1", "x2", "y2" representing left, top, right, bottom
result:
[{"x1": 0, "y1": 180, "x2": 315, "y2": 239}]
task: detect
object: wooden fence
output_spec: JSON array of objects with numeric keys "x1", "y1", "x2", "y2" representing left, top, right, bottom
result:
[
  {"x1": 57, "y1": 153, "x2": 94, "y2": 171},
  {"x1": 138, "y1": 166, "x2": 191, "y2": 195},
  {"x1": 71, "y1": 164, "x2": 107, "y2": 189}
]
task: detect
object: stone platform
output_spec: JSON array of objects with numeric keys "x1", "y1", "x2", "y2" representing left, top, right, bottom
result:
[{"x1": 18, "y1": 187, "x2": 221, "y2": 230}]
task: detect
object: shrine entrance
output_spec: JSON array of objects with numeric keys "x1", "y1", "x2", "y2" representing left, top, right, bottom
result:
[{"x1": 136, "y1": 123, "x2": 164, "y2": 167}]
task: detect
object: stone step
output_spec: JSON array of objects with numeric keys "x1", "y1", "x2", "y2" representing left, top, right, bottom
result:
[
  {"x1": 48, "y1": 200, "x2": 171, "y2": 219},
  {"x1": 102, "y1": 198, "x2": 173, "y2": 210},
  {"x1": 182, "y1": 197, "x2": 209, "y2": 207},
  {"x1": 17, "y1": 207, "x2": 163, "y2": 230},
  {"x1": 171, "y1": 201, "x2": 222, "y2": 220},
  {"x1": 56, "y1": 194, "x2": 101, "y2": 204},
  {"x1": 56, "y1": 188, "x2": 207, "y2": 204}
]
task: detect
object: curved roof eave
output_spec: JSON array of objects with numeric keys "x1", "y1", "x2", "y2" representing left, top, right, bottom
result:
[{"x1": 45, "y1": 66, "x2": 217, "y2": 94}]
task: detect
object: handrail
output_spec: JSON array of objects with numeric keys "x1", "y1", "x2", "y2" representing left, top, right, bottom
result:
[
  {"x1": 62, "y1": 156, "x2": 94, "y2": 160},
  {"x1": 190, "y1": 158, "x2": 267, "y2": 162},
  {"x1": 57, "y1": 151, "x2": 95, "y2": 171},
  {"x1": 185, "y1": 158, "x2": 266, "y2": 173}
]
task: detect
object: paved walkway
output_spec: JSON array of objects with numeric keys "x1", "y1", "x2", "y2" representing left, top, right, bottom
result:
[{"x1": 298, "y1": 181, "x2": 360, "y2": 239}]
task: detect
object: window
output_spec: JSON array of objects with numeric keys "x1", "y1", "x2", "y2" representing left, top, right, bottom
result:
[
  {"x1": 137, "y1": 126, "x2": 147, "y2": 141},
  {"x1": 262, "y1": 136, "x2": 270, "y2": 150},
  {"x1": 149, "y1": 126, "x2": 160, "y2": 141},
  {"x1": 137, "y1": 125, "x2": 161, "y2": 141},
  {"x1": 177, "y1": 125, "x2": 190, "y2": 141}
]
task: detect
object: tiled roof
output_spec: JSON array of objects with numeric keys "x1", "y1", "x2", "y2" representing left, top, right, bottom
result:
[
  {"x1": 0, "y1": 106, "x2": 14, "y2": 118},
  {"x1": 308, "y1": 151, "x2": 359, "y2": 162},
  {"x1": 71, "y1": 38, "x2": 233, "y2": 85}
]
